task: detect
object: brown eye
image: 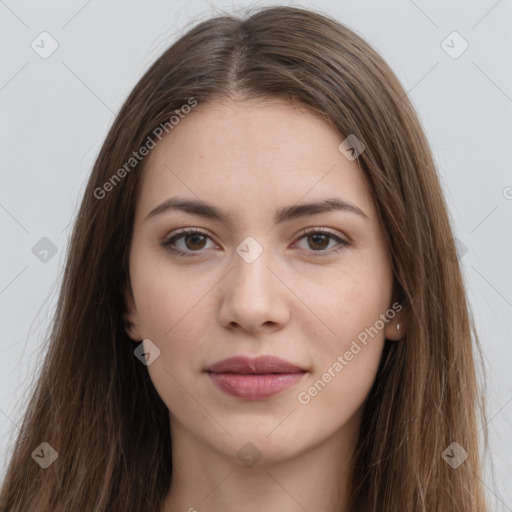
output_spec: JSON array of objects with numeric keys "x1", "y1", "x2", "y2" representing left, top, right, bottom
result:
[
  {"x1": 162, "y1": 227, "x2": 349, "y2": 258},
  {"x1": 182, "y1": 233, "x2": 207, "y2": 251},
  {"x1": 162, "y1": 228, "x2": 213, "y2": 256},
  {"x1": 306, "y1": 233, "x2": 331, "y2": 251},
  {"x1": 295, "y1": 228, "x2": 349, "y2": 256}
]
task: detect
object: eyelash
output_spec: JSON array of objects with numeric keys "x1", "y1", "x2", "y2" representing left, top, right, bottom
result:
[{"x1": 161, "y1": 227, "x2": 349, "y2": 258}]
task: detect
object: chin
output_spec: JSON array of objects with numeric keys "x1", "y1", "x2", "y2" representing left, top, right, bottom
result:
[{"x1": 207, "y1": 419, "x2": 319, "y2": 466}]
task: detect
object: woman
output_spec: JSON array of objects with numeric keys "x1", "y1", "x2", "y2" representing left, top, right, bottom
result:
[{"x1": 0, "y1": 5, "x2": 490, "y2": 511}]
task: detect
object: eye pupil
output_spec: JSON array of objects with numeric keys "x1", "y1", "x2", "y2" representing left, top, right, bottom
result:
[
  {"x1": 186, "y1": 234, "x2": 206, "y2": 250},
  {"x1": 308, "y1": 233, "x2": 329, "y2": 250}
]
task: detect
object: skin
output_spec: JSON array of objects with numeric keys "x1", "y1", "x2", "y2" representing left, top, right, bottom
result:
[{"x1": 124, "y1": 97, "x2": 404, "y2": 512}]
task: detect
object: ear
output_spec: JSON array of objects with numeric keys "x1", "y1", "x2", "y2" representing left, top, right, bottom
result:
[
  {"x1": 384, "y1": 294, "x2": 406, "y2": 341},
  {"x1": 384, "y1": 313, "x2": 405, "y2": 341},
  {"x1": 123, "y1": 284, "x2": 143, "y2": 341}
]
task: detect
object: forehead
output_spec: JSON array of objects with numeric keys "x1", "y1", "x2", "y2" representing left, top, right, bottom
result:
[{"x1": 136, "y1": 98, "x2": 376, "y2": 224}]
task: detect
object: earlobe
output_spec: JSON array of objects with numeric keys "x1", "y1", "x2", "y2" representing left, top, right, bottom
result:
[
  {"x1": 385, "y1": 288, "x2": 406, "y2": 341},
  {"x1": 123, "y1": 287, "x2": 142, "y2": 341},
  {"x1": 123, "y1": 318, "x2": 142, "y2": 341},
  {"x1": 384, "y1": 304, "x2": 407, "y2": 341},
  {"x1": 384, "y1": 316, "x2": 405, "y2": 342}
]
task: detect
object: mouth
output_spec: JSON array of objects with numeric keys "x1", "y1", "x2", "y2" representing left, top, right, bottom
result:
[{"x1": 205, "y1": 355, "x2": 308, "y2": 400}]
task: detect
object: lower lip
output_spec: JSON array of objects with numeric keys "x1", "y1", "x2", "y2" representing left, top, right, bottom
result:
[{"x1": 207, "y1": 372, "x2": 306, "y2": 399}]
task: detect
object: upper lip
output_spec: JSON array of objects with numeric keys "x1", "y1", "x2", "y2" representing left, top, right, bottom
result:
[{"x1": 206, "y1": 356, "x2": 307, "y2": 374}]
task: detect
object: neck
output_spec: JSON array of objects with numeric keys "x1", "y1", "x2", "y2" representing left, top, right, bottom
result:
[{"x1": 161, "y1": 414, "x2": 360, "y2": 512}]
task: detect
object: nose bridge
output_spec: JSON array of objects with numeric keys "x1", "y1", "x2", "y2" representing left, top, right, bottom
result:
[
  {"x1": 218, "y1": 234, "x2": 288, "y2": 332},
  {"x1": 232, "y1": 235, "x2": 273, "y2": 296}
]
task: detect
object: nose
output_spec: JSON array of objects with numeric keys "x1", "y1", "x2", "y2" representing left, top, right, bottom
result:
[{"x1": 217, "y1": 245, "x2": 291, "y2": 335}]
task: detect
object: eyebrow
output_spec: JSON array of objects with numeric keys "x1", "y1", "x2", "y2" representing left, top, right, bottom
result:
[{"x1": 144, "y1": 196, "x2": 369, "y2": 225}]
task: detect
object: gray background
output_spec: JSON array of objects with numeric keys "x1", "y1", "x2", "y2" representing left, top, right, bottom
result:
[{"x1": 1, "y1": 0, "x2": 511, "y2": 509}]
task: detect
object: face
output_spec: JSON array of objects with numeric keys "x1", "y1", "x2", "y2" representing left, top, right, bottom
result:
[{"x1": 125, "y1": 98, "x2": 402, "y2": 464}]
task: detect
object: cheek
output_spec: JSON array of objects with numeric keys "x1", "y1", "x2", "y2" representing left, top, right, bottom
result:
[
  {"x1": 297, "y1": 259, "x2": 393, "y2": 353},
  {"x1": 130, "y1": 258, "x2": 221, "y2": 390},
  {"x1": 134, "y1": 272, "x2": 212, "y2": 413},
  {"x1": 134, "y1": 278, "x2": 209, "y2": 358},
  {"x1": 295, "y1": 258, "x2": 392, "y2": 422},
  {"x1": 130, "y1": 247, "x2": 211, "y2": 338},
  {"x1": 294, "y1": 344, "x2": 382, "y2": 441}
]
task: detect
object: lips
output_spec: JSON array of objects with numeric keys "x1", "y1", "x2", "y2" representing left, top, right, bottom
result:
[
  {"x1": 206, "y1": 355, "x2": 306, "y2": 374},
  {"x1": 205, "y1": 356, "x2": 308, "y2": 400}
]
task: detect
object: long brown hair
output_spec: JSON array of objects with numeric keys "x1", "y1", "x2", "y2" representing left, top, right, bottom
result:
[{"x1": 1, "y1": 5, "x2": 490, "y2": 511}]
